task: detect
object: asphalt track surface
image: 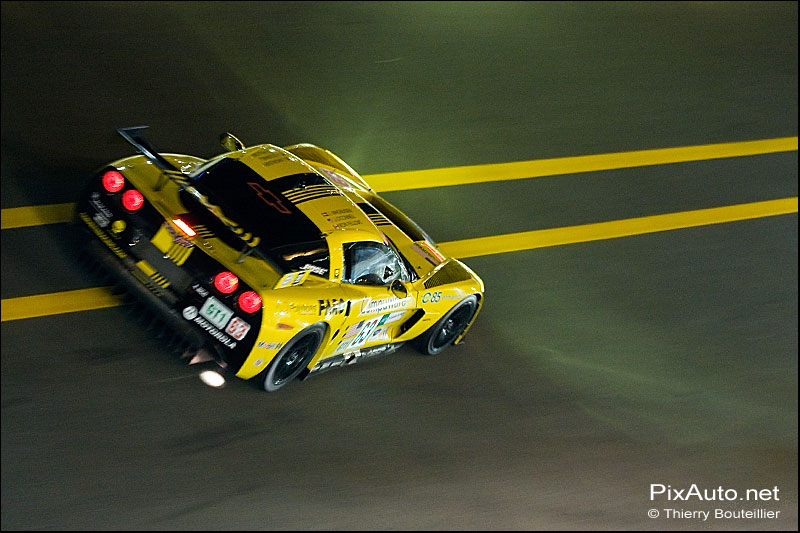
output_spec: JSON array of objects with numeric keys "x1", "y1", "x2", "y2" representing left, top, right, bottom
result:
[{"x1": 1, "y1": 2, "x2": 797, "y2": 530}]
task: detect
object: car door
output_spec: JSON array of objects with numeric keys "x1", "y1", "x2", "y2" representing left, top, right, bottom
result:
[{"x1": 332, "y1": 241, "x2": 418, "y2": 354}]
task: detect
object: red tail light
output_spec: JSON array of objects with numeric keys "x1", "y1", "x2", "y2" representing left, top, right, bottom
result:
[
  {"x1": 172, "y1": 218, "x2": 196, "y2": 237},
  {"x1": 121, "y1": 189, "x2": 144, "y2": 211},
  {"x1": 214, "y1": 271, "x2": 239, "y2": 294},
  {"x1": 102, "y1": 170, "x2": 125, "y2": 192},
  {"x1": 238, "y1": 291, "x2": 262, "y2": 313}
]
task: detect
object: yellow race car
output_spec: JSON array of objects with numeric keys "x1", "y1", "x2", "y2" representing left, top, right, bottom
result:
[{"x1": 75, "y1": 127, "x2": 484, "y2": 391}]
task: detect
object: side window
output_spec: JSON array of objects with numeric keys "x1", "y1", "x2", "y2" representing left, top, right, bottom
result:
[{"x1": 343, "y1": 242, "x2": 407, "y2": 286}]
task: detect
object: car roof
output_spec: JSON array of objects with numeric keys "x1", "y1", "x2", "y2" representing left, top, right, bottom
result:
[{"x1": 195, "y1": 145, "x2": 388, "y2": 254}]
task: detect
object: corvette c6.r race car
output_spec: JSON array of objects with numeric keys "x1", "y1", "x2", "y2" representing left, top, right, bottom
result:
[{"x1": 75, "y1": 127, "x2": 484, "y2": 391}]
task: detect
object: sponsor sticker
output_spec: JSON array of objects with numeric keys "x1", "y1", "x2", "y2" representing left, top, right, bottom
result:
[
  {"x1": 183, "y1": 305, "x2": 237, "y2": 349},
  {"x1": 275, "y1": 270, "x2": 311, "y2": 289},
  {"x1": 319, "y1": 298, "x2": 348, "y2": 318},
  {"x1": 225, "y1": 316, "x2": 251, "y2": 340},
  {"x1": 300, "y1": 263, "x2": 328, "y2": 276},
  {"x1": 90, "y1": 192, "x2": 114, "y2": 220},
  {"x1": 359, "y1": 296, "x2": 413, "y2": 315},
  {"x1": 422, "y1": 291, "x2": 442, "y2": 303},
  {"x1": 370, "y1": 326, "x2": 389, "y2": 341},
  {"x1": 288, "y1": 302, "x2": 317, "y2": 315},
  {"x1": 257, "y1": 341, "x2": 283, "y2": 350},
  {"x1": 199, "y1": 296, "x2": 233, "y2": 329},
  {"x1": 336, "y1": 313, "x2": 396, "y2": 352},
  {"x1": 93, "y1": 212, "x2": 110, "y2": 228},
  {"x1": 343, "y1": 320, "x2": 364, "y2": 339},
  {"x1": 191, "y1": 283, "x2": 209, "y2": 298},
  {"x1": 385, "y1": 310, "x2": 406, "y2": 323},
  {"x1": 332, "y1": 219, "x2": 362, "y2": 229}
]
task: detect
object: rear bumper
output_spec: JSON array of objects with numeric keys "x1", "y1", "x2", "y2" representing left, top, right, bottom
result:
[{"x1": 79, "y1": 237, "x2": 225, "y2": 365}]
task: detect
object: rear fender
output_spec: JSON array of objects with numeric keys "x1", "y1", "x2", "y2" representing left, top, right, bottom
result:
[{"x1": 284, "y1": 143, "x2": 372, "y2": 191}]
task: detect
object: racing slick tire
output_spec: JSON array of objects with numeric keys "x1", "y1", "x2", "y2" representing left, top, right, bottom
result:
[
  {"x1": 414, "y1": 295, "x2": 478, "y2": 356},
  {"x1": 262, "y1": 324, "x2": 325, "y2": 392}
]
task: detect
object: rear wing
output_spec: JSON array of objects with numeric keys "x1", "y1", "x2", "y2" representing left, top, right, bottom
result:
[
  {"x1": 117, "y1": 126, "x2": 181, "y2": 172},
  {"x1": 116, "y1": 126, "x2": 260, "y2": 256}
]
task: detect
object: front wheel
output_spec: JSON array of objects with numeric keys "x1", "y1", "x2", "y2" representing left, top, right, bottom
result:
[
  {"x1": 262, "y1": 324, "x2": 325, "y2": 392},
  {"x1": 415, "y1": 295, "x2": 478, "y2": 356}
]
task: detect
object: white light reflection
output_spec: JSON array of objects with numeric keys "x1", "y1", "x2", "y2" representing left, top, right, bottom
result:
[{"x1": 199, "y1": 370, "x2": 226, "y2": 388}]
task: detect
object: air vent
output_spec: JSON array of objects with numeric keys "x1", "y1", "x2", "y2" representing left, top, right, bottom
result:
[
  {"x1": 283, "y1": 184, "x2": 342, "y2": 204},
  {"x1": 367, "y1": 213, "x2": 392, "y2": 226},
  {"x1": 423, "y1": 261, "x2": 472, "y2": 289}
]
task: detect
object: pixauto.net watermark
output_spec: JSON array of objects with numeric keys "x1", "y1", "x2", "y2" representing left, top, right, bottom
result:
[{"x1": 646, "y1": 484, "x2": 783, "y2": 522}]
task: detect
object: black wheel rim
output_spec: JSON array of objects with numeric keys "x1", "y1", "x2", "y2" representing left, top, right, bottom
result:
[
  {"x1": 272, "y1": 334, "x2": 318, "y2": 387},
  {"x1": 431, "y1": 303, "x2": 474, "y2": 351}
]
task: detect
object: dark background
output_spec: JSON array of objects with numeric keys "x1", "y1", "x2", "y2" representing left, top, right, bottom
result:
[{"x1": 2, "y1": 2, "x2": 797, "y2": 530}]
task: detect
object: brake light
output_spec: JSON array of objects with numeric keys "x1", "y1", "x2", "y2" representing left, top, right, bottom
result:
[
  {"x1": 214, "y1": 271, "x2": 238, "y2": 294},
  {"x1": 121, "y1": 189, "x2": 144, "y2": 211},
  {"x1": 238, "y1": 291, "x2": 262, "y2": 313},
  {"x1": 102, "y1": 170, "x2": 125, "y2": 192},
  {"x1": 172, "y1": 218, "x2": 196, "y2": 237}
]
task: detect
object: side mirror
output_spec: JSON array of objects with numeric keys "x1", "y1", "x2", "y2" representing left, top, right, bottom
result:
[
  {"x1": 355, "y1": 273, "x2": 383, "y2": 286},
  {"x1": 220, "y1": 132, "x2": 245, "y2": 152},
  {"x1": 390, "y1": 279, "x2": 408, "y2": 299}
]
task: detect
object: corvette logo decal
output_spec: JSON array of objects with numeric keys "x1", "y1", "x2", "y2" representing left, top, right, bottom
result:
[{"x1": 248, "y1": 181, "x2": 292, "y2": 214}]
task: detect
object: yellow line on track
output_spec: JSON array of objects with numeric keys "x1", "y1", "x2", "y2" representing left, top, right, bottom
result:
[
  {"x1": 438, "y1": 197, "x2": 798, "y2": 259},
  {"x1": 2, "y1": 198, "x2": 796, "y2": 322},
  {"x1": 1, "y1": 287, "x2": 123, "y2": 322},
  {"x1": 1, "y1": 202, "x2": 76, "y2": 230},
  {"x1": 1, "y1": 137, "x2": 796, "y2": 229},
  {"x1": 367, "y1": 137, "x2": 798, "y2": 192}
]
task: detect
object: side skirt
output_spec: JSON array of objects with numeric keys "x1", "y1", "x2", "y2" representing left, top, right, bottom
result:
[{"x1": 299, "y1": 342, "x2": 405, "y2": 380}]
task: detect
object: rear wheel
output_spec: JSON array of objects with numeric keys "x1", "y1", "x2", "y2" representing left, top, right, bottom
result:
[
  {"x1": 262, "y1": 324, "x2": 325, "y2": 392},
  {"x1": 415, "y1": 295, "x2": 478, "y2": 355}
]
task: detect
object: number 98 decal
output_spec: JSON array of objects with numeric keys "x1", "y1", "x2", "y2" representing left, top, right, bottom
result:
[{"x1": 422, "y1": 291, "x2": 442, "y2": 303}]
